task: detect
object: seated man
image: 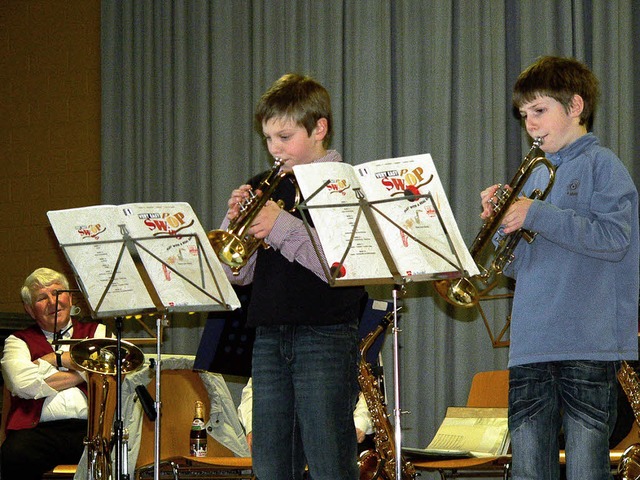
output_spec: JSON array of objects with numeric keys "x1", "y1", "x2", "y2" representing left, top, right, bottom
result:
[{"x1": 1, "y1": 267, "x2": 109, "y2": 480}]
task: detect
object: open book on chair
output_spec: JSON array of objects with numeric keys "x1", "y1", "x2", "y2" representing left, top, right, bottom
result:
[
  {"x1": 404, "y1": 407, "x2": 510, "y2": 459},
  {"x1": 293, "y1": 154, "x2": 479, "y2": 286}
]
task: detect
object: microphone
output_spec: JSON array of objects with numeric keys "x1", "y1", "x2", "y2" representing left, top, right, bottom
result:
[
  {"x1": 70, "y1": 305, "x2": 81, "y2": 317},
  {"x1": 135, "y1": 385, "x2": 157, "y2": 421}
]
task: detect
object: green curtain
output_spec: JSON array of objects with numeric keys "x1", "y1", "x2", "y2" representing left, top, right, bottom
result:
[{"x1": 101, "y1": 0, "x2": 640, "y2": 458}]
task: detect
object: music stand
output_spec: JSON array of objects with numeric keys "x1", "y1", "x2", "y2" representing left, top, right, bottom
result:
[
  {"x1": 193, "y1": 284, "x2": 254, "y2": 377},
  {"x1": 47, "y1": 202, "x2": 240, "y2": 480},
  {"x1": 293, "y1": 154, "x2": 477, "y2": 480}
]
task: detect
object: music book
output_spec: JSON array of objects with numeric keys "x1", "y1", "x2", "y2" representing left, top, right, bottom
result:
[
  {"x1": 293, "y1": 154, "x2": 479, "y2": 285},
  {"x1": 47, "y1": 202, "x2": 240, "y2": 318},
  {"x1": 404, "y1": 407, "x2": 510, "y2": 459}
]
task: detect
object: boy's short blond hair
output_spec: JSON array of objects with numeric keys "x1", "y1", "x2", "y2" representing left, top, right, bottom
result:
[
  {"x1": 512, "y1": 56, "x2": 600, "y2": 130},
  {"x1": 255, "y1": 73, "x2": 333, "y2": 148},
  {"x1": 21, "y1": 267, "x2": 70, "y2": 305}
]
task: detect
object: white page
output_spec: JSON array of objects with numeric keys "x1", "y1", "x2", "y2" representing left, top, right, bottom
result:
[{"x1": 47, "y1": 205, "x2": 157, "y2": 317}]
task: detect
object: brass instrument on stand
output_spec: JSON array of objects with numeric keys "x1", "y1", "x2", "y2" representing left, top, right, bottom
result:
[
  {"x1": 70, "y1": 338, "x2": 144, "y2": 480},
  {"x1": 208, "y1": 158, "x2": 300, "y2": 275},
  {"x1": 617, "y1": 360, "x2": 640, "y2": 479},
  {"x1": 357, "y1": 311, "x2": 416, "y2": 480}
]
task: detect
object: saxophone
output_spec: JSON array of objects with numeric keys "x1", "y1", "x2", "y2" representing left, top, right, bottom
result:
[
  {"x1": 617, "y1": 360, "x2": 640, "y2": 480},
  {"x1": 357, "y1": 311, "x2": 416, "y2": 480}
]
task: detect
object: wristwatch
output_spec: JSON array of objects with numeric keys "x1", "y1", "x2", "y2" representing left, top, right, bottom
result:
[{"x1": 55, "y1": 351, "x2": 68, "y2": 371}]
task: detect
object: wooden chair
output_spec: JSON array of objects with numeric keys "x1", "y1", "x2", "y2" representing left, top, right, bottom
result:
[
  {"x1": 0, "y1": 384, "x2": 10, "y2": 445},
  {"x1": 410, "y1": 369, "x2": 511, "y2": 480},
  {"x1": 412, "y1": 369, "x2": 639, "y2": 479},
  {"x1": 133, "y1": 369, "x2": 253, "y2": 480}
]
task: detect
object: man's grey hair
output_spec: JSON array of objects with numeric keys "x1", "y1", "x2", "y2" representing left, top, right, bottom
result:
[{"x1": 21, "y1": 267, "x2": 70, "y2": 305}]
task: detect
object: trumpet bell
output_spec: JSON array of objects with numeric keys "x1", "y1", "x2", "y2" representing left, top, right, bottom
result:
[
  {"x1": 433, "y1": 278, "x2": 479, "y2": 308},
  {"x1": 70, "y1": 338, "x2": 145, "y2": 375},
  {"x1": 207, "y1": 229, "x2": 248, "y2": 272}
]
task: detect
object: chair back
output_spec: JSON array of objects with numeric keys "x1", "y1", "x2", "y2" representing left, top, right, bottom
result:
[
  {"x1": 0, "y1": 384, "x2": 10, "y2": 445},
  {"x1": 465, "y1": 369, "x2": 509, "y2": 408},
  {"x1": 136, "y1": 369, "x2": 235, "y2": 468}
]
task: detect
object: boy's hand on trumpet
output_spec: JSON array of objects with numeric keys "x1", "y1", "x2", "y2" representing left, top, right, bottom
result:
[
  {"x1": 226, "y1": 184, "x2": 258, "y2": 221},
  {"x1": 248, "y1": 200, "x2": 281, "y2": 239},
  {"x1": 480, "y1": 184, "x2": 533, "y2": 234}
]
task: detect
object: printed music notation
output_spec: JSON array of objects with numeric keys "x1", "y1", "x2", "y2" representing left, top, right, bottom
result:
[
  {"x1": 408, "y1": 407, "x2": 510, "y2": 459},
  {"x1": 293, "y1": 154, "x2": 479, "y2": 286},
  {"x1": 47, "y1": 202, "x2": 240, "y2": 318}
]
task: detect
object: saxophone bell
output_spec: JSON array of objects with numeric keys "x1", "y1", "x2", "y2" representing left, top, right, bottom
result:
[
  {"x1": 617, "y1": 360, "x2": 640, "y2": 480},
  {"x1": 619, "y1": 444, "x2": 640, "y2": 480}
]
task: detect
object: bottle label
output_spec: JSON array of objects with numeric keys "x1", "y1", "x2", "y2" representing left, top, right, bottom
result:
[
  {"x1": 191, "y1": 419, "x2": 205, "y2": 429},
  {"x1": 190, "y1": 437, "x2": 208, "y2": 457}
]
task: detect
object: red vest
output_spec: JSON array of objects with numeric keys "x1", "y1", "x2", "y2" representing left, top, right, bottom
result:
[{"x1": 6, "y1": 321, "x2": 99, "y2": 431}]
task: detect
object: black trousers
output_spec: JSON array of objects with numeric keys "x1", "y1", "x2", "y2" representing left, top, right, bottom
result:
[{"x1": 1, "y1": 419, "x2": 87, "y2": 480}]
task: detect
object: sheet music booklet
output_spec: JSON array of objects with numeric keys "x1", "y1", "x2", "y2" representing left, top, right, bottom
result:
[
  {"x1": 293, "y1": 154, "x2": 479, "y2": 285},
  {"x1": 47, "y1": 202, "x2": 240, "y2": 318},
  {"x1": 403, "y1": 407, "x2": 510, "y2": 459}
]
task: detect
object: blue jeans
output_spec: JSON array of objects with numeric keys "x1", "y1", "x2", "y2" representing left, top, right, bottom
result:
[
  {"x1": 251, "y1": 322, "x2": 360, "y2": 480},
  {"x1": 508, "y1": 361, "x2": 619, "y2": 480}
]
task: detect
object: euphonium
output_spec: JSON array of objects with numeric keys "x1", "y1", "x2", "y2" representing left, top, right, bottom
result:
[
  {"x1": 617, "y1": 361, "x2": 640, "y2": 480},
  {"x1": 208, "y1": 158, "x2": 299, "y2": 275},
  {"x1": 70, "y1": 338, "x2": 144, "y2": 480},
  {"x1": 433, "y1": 137, "x2": 555, "y2": 308}
]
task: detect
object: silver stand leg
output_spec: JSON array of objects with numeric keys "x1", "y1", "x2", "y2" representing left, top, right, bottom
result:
[
  {"x1": 392, "y1": 286, "x2": 404, "y2": 480},
  {"x1": 153, "y1": 314, "x2": 166, "y2": 480}
]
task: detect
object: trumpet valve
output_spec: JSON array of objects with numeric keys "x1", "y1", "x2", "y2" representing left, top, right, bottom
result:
[{"x1": 238, "y1": 190, "x2": 258, "y2": 213}]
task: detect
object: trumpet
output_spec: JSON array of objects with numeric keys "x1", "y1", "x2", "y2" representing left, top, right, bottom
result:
[
  {"x1": 434, "y1": 137, "x2": 555, "y2": 308},
  {"x1": 208, "y1": 158, "x2": 299, "y2": 275}
]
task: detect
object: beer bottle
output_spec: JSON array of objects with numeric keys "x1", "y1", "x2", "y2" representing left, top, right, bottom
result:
[{"x1": 189, "y1": 400, "x2": 207, "y2": 457}]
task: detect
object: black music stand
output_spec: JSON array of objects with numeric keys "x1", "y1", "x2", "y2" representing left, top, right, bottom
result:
[
  {"x1": 194, "y1": 285, "x2": 254, "y2": 377},
  {"x1": 47, "y1": 202, "x2": 240, "y2": 480},
  {"x1": 293, "y1": 154, "x2": 476, "y2": 480}
]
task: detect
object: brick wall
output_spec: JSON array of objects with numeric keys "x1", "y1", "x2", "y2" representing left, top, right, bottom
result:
[{"x1": 0, "y1": 0, "x2": 101, "y2": 313}]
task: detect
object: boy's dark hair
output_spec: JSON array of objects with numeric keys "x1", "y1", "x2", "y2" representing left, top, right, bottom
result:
[
  {"x1": 512, "y1": 56, "x2": 600, "y2": 131},
  {"x1": 255, "y1": 73, "x2": 333, "y2": 148}
]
